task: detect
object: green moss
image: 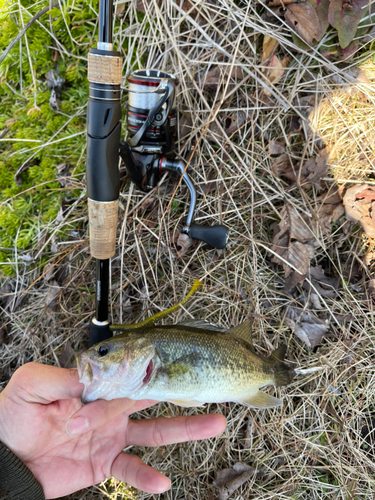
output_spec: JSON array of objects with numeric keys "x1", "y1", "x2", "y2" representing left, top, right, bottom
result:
[{"x1": 0, "y1": 0, "x2": 102, "y2": 270}]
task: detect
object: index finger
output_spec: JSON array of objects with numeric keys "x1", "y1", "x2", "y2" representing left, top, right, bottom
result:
[
  {"x1": 7, "y1": 363, "x2": 83, "y2": 403},
  {"x1": 126, "y1": 413, "x2": 227, "y2": 447}
]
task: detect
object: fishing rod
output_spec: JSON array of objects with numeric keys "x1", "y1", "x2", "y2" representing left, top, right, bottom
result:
[
  {"x1": 86, "y1": 0, "x2": 121, "y2": 346},
  {"x1": 86, "y1": 0, "x2": 229, "y2": 347}
]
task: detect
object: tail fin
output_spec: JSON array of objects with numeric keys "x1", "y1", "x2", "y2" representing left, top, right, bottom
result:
[{"x1": 268, "y1": 345, "x2": 295, "y2": 387}]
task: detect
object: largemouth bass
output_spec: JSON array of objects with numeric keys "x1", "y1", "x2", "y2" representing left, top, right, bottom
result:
[{"x1": 77, "y1": 319, "x2": 295, "y2": 408}]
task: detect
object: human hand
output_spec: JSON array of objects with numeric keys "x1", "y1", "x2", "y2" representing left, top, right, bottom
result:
[{"x1": 0, "y1": 362, "x2": 226, "y2": 499}]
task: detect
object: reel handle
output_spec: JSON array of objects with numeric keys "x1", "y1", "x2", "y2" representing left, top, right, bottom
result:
[
  {"x1": 187, "y1": 224, "x2": 229, "y2": 249},
  {"x1": 161, "y1": 157, "x2": 229, "y2": 249}
]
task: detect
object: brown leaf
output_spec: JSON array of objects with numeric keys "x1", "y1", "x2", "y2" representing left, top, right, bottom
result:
[
  {"x1": 213, "y1": 462, "x2": 262, "y2": 500},
  {"x1": 315, "y1": 187, "x2": 345, "y2": 234},
  {"x1": 285, "y1": 307, "x2": 329, "y2": 348},
  {"x1": 272, "y1": 153, "x2": 298, "y2": 182},
  {"x1": 201, "y1": 170, "x2": 224, "y2": 195},
  {"x1": 303, "y1": 265, "x2": 340, "y2": 298},
  {"x1": 273, "y1": 153, "x2": 327, "y2": 191},
  {"x1": 316, "y1": 187, "x2": 343, "y2": 206},
  {"x1": 344, "y1": 184, "x2": 375, "y2": 240},
  {"x1": 266, "y1": 55, "x2": 290, "y2": 87},
  {"x1": 299, "y1": 155, "x2": 326, "y2": 191},
  {"x1": 355, "y1": 187, "x2": 375, "y2": 204},
  {"x1": 45, "y1": 280, "x2": 61, "y2": 311},
  {"x1": 330, "y1": 67, "x2": 371, "y2": 96},
  {"x1": 273, "y1": 205, "x2": 315, "y2": 244},
  {"x1": 268, "y1": 140, "x2": 285, "y2": 155},
  {"x1": 202, "y1": 65, "x2": 244, "y2": 88},
  {"x1": 208, "y1": 111, "x2": 246, "y2": 140},
  {"x1": 14, "y1": 160, "x2": 40, "y2": 186},
  {"x1": 271, "y1": 206, "x2": 317, "y2": 281},
  {"x1": 181, "y1": 0, "x2": 198, "y2": 16},
  {"x1": 176, "y1": 233, "x2": 192, "y2": 256},
  {"x1": 58, "y1": 343, "x2": 79, "y2": 369},
  {"x1": 284, "y1": 3, "x2": 323, "y2": 45},
  {"x1": 262, "y1": 35, "x2": 279, "y2": 63},
  {"x1": 273, "y1": 241, "x2": 315, "y2": 278},
  {"x1": 284, "y1": 270, "x2": 308, "y2": 292}
]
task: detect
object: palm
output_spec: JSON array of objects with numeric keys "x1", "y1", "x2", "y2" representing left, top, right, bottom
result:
[
  {"x1": 22, "y1": 400, "x2": 134, "y2": 497},
  {"x1": 0, "y1": 363, "x2": 226, "y2": 499}
]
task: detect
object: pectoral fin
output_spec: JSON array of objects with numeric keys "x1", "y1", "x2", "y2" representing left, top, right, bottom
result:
[
  {"x1": 165, "y1": 352, "x2": 204, "y2": 379},
  {"x1": 238, "y1": 390, "x2": 282, "y2": 409},
  {"x1": 168, "y1": 399, "x2": 206, "y2": 407}
]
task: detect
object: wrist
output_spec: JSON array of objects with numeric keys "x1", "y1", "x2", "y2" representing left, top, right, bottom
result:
[{"x1": 0, "y1": 441, "x2": 46, "y2": 500}]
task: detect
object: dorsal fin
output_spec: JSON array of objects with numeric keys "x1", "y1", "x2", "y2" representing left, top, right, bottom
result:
[
  {"x1": 228, "y1": 319, "x2": 253, "y2": 344},
  {"x1": 177, "y1": 319, "x2": 226, "y2": 332}
]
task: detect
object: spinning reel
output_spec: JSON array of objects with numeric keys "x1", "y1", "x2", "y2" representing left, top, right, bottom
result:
[{"x1": 120, "y1": 70, "x2": 229, "y2": 250}]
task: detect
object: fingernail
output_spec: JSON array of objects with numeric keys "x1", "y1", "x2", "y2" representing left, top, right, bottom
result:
[{"x1": 66, "y1": 416, "x2": 88, "y2": 435}]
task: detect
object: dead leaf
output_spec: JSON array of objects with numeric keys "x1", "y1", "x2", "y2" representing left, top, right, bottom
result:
[
  {"x1": 201, "y1": 170, "x2": 224, "y2": 195},
  {"x1": 274, "y1": 241, "x2": 315, "y2": 280},
  {"x1": 45, "y1": 280, "x2": 61, "y2": 311},
  {"x1": 208, "y1": 110, "x2": 246, "y2": 140},
  {"x1": 201, "y1": 65, "x2": 244, "y2": 89},
  {"x1": 343, "y1": 184, "x2": 375, "y2": 263},
  {"x1": 213, "y1": 462, "x2": 263, "y2": 500},
  {"x1": 268, "y1": 140, "x2": 285, "y2": 155},
  {"x1": 272, "y1": 153, "x2": 298, "y2": 182},
  {"x1": 298, "y1": 155, "x2": 327, "y2": 191},
  {"x1": 330, "y1": 67, "x2": 371, "y2": 96},
  {"x1": 273, "y1": 205, "x2": 315, "y2": 244},
  {"x1": 176, "y1": 233, "x2": 192, "y2": 256},
  {"x1": 56, "y1": 162, "x2": 72, "y2": 187},
  {"x1": 265, "y1": 55, "x2": 290, "y2": 87},
  {"x1": 303, "y1": 265, "x2": 340, "y2": 298},
  {"x1": 271, "y1": 206, "x2": 317, "y2": 285},
  {"x1": 284, "y1": 3, "x2": 323, "y2": 45},
  {"x1": 314, "y1": 187, "x2": 345, "y2": 234},
  {"x1": 262, "y1": 35, "x2": 279, "y2": 63},
  {"x1": 58, "y1": 343, "x2": 79, "y2": 369},
  {"x1": 310, "y1": 293, "x2": 323, "y2": 309},
  {"x1": 273, "y1": 152, "x2": 327, "y2": 191},
  {"x1": 285, "y1": 307, "x2": 329, "y2": 348},
  {"x1": 14, "y1": 160, "x2": 40, "y2": 186},
  {"x1": 115, "y1": 0, "x2": 126, "y2": 14},
  {"x1": 243, "y1": 417, "x2": 255, "y2": 449}
]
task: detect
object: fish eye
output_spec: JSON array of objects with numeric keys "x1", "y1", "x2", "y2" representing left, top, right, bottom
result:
[{"x1": 98, "y1": 345, "x2": 109, "y2": 357}]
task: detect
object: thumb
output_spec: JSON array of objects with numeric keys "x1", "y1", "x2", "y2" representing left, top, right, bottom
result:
[{"x1": 8, "y1": 363, "x2": 83, "y2": 403}]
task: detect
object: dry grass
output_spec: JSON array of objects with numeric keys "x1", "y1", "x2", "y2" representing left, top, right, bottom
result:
[{"x1": 1, "y1": 0, "x2": 375, "y2": 499}]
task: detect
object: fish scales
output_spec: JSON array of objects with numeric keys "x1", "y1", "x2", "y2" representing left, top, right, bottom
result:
[
  {"x1": 140, "y1": 326, "x2": 273, "y2": 402},
  {"x1": 77, "y1": 320, "x2": 295, "y2": 409}
]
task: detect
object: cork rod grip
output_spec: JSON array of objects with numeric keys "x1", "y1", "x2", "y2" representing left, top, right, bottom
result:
[
  {"x1": 88, "y1": 53, "x2": 122, "y2": 84},
  {"x1": 88, "y1": 199, "x2": 118, "y2": 259}
]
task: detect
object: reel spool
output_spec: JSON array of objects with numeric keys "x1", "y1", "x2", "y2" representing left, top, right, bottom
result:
[
  {"x1": 127, "y1": 69, "x2": 177, "y2": 146},
  {"x1": 120, "y1": 69, "x2": 229, "y2": 250}
]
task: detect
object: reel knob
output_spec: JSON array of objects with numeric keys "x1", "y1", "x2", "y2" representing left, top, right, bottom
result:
[{"x1": 187, "y1": 224, "x2": 229, "y2": 250}]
